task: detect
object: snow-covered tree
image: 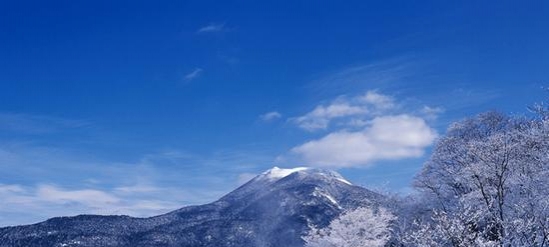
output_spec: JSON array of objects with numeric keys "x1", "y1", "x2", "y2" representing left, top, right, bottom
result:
[
  {"x1": 408, "y1": 111, "x2": 549, "y2": 246},
  {"x1": 303, "y1": 207, "x2": 396, "y2": 247}
]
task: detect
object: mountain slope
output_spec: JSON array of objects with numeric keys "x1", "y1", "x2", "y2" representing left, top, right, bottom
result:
[{"x1": 0, "y1": 167, "x2": 386, "y2": 247}]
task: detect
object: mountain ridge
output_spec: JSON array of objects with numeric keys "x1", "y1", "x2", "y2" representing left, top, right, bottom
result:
[{"x1": 0, "y1": 167, "x2": 387, "y2": 247}]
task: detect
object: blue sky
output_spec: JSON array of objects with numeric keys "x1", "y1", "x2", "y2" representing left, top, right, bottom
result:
[{"x1": 1, "y1": 1, "x2": 548, "y2": 226}]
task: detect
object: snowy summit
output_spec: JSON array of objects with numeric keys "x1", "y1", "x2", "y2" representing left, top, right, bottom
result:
[{"x1": 260, "y1": 167, "x2": 309, "y2": 180}]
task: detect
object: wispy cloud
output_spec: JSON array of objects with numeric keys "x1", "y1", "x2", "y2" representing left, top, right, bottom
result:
[
  {"x1": 184, "y1": 68, "x2": 203, "y2": 81},
  {"x1": 197, "y1": 23, "x2": 227, "y2": 33},
  {"x1": 0, "y1": 183, "x2": 182, "y2": 226},
  {"x1": 308, "y1": 57, "x2": 418, "y2": 97},
  {"x1": 37, "y1": 184, "x2": 120, "y2": 207},
  {"x1": 420, "y1": 106, "x2": 445, "y2": 120},
  {"x1": 307, "y1": 57, "x2": 502, "y2": 118},
  {"x1": 260, "y1": 111, "x2": 282, "y2": 122}
]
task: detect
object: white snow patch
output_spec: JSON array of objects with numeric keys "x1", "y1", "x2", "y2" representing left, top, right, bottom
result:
[
  {"x1": 60, "y1": 240, "x2": 82, "y2": 247},
  {"x1": 312, "y1": 188, "x2": 341, "y2": 209},
  {"x1": 336, "y1": 178, "x2": 352, "y2": 185},
  {"x1": 261, "y1": 167, "x2": 309, "y2": 180}
]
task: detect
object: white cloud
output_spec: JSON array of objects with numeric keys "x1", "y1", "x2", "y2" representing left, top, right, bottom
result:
[
  {"x1": 289, "y1": 91, "x2": 443, "y2": 168},
  {"x1": 292, "y1": 103, "x2": 366, "y2": 131},
  {"x1": 291, "y1": 115, "x2": 437, "y2": 168},
  {"x1": 359, "y1": 90, "x2": 395, "y2": 110},
  {"x1": 184, "y1": 68, "x2": 203, "y2": 81},
  {"x1": 260, "y1": 111, "x2": 282, "y2": 122},
  {"x1": 197, "y1": 23, "x2": 226, "y2": 33},
  {"x1": 291, "y1": 90, "x2": 396, "y2": 131}
]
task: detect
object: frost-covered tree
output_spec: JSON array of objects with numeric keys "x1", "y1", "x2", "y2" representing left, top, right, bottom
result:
[
  {"x1": 407, "y1": 111, "x2": 549, "y2": 246},
  {"x1": 303, "y1": 207, "x2": 396, "y2": 247}
]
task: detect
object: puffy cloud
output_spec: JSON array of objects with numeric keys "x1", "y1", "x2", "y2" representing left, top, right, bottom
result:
[
  {"x1": 260, "y1": 111, "x2": 282, "y2": 122},
  {"x1": 288, "y1": 90, "x2": 442, "y2": 168},
  {"x1": 292, "y1": 115, "x2": 437, "y2": 168},
  {"x1": 291, "y1": 90, "x2": 396, "y2": 131}
]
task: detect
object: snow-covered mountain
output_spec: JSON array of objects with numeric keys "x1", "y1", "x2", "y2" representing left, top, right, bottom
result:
[{"x1": 0, "y1": 167, "x2": 386, "y2": 247}]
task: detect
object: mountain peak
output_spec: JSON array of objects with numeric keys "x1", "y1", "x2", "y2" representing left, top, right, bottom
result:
[
  {"x1": 259, "y1": 166, "x2": 309, "y2": 180},
  {"x1": 249, "y1": 166, "x2": 352, "y2": 187}
]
